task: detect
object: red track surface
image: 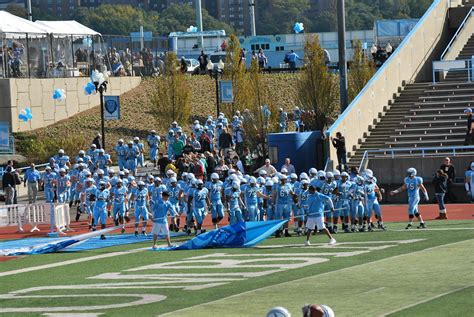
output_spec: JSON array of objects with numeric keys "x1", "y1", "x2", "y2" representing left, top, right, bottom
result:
[{"x1": 0, "y1": 203, "x2": 472, "y2": 241}]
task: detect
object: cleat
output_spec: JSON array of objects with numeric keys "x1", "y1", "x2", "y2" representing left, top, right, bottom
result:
[
  {"x1": 378, "y1": 224, "x2": 387, "y2": 230},
  {"x1": 121, "y1": 228, "x2": 126, "y2": 234},
  {"x1": 328, "y1": 238, "x2": 337, "y2": 245},
  {"x1": 417, "y1": 223, "x2": 426, "y2": 229},
  {"x1": 305, "y1": 240, "x2": 311, "y2": 246},
  {"x1": 351, "y1": 227, "x2": 356, "y2": 232},
  {"x1": 370, "y1": 222, "x2": 375, "y2": 229},
  {"x1": 405, "y1": 224, "x2": 412, "y2": 230},
  {"x1": 368, "y1": 226, "x2": 374, "y2": 232},
  {"x1": 344, "y1": 228, "x2": 351, "y2": 233},
  {"x1": 359, "y1": 226, "x2": 366, "y2": 232},
  {"x1": 275, "y1": 230, "x2": 282, "y2": 238},
  {"x1": 186, "y1": 229, "x2": 192, "y2": 235},
  {"x1": 329, "y1": 227, "x2": 334, "y2": 234},
  {"x1": 333, "y1": 226, "x2": 338, "y2": 234},
  {"x1": 201, "y1": 229, "x2": 207, "y2": 234},
  {"x1": 134, "y1": 231, "x2": 138, "y2": 237},
  {"x1": 100, "y1": 235, "x2": 106, "y2": 240},
  {"x1": 142, "y1": 231, "x2": 147, "y2": 236},
  {"x1": 284, "y1": 230, "x2": 291, "y2": 237}
]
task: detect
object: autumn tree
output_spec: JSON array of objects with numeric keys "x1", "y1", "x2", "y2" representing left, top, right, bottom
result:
[
  {"x1": 297, "y1": 35, "x2": 339, "y2": 132},
  {"x1": 348, "y1": 40, "x2": 376, "y2": 102},
  {"x1": 151, "y1": 52, "x2": 191, "y2": 126}
]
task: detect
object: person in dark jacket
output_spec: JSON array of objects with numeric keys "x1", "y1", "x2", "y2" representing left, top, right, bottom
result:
[
  {"x1": 93, "y1": 133, "x2": 102, "y2": 149},
  {"x1": 218, "y1": 128, "x2": 233, "y2": 157},
  {"x1": 432, "y1": 169, "x2": 448, "y2": 220},
  {"x1": 331, "y1": 132, "x2": 347, "y2": 171},
  {"x1": 2, "y1": 166, "x2": 20, "y2": 205},
  {"x1": 440, "y1": 157, "x2": 456, "y2": 203},
  {"x1": 464, "y1": 108, "x2": 473, "y2": 145}
]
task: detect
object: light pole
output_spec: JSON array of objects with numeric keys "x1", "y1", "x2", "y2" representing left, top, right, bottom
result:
[
  {"x1": 207, "y1": 60, "x2": 225, "y2": 117},
  {"x1": 337, "y1": 0, "x2": 349, "y2": 112},
  {"x1": 92, "y1": 70, "x2": 109, "y2": 149}
]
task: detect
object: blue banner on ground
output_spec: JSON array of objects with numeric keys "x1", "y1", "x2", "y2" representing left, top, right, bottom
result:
[{"x1": 158, "y1": 220, "x2": 286, "y2": 251}]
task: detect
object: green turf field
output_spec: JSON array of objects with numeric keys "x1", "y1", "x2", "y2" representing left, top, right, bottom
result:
[{"x1": 0, "y1": 220, "x2": 473, "y2": 316}]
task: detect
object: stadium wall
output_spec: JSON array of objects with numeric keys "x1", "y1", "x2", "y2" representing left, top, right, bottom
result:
[
  {"x1": 442, "y1": 9, "x2": 474, "y2": 60},
  {"x1": 326, "y1": 0, "x2": 457, "y2": 162},
  {"x1": 0, "y1": 77, "x2": 142, "y2": 133}
]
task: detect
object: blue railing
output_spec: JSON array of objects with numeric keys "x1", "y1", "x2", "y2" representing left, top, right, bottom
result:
[
  {"x1": 359, "y1": 146, "x2": 474, "y2": 171},
  {"x1": 441, "y1": 6, "x2": 474, "y2": 60},
  {"x1": 432, "y1": 58, "x2": 473, "y2": 83}
]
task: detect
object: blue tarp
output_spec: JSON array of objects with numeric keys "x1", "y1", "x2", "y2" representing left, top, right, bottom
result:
[
  {"x1": 375, "y1": 19, "x2": 419, "y2": 37},
  {"x1": 0, "y1": 227, "x2": 187, "y2": 256},
  {"x1": 158, "y1": 220, "x2": 286, "y2": 251}
]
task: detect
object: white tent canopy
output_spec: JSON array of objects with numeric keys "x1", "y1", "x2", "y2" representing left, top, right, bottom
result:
[
  {"x1": 35, "y1": 20, "x2": 101, "y2": 37},
  {"x1": 0, "y1": 11, "x2": 48, "y2": 35}
]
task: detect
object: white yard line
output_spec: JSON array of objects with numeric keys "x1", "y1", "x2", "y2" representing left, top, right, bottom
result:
[
  {"x1": 363, "y1": 287, "x2": 386, "y2": 295},
  {"x1": 378, "y1": 285, "x2": 473, "y2": 316},
  {"x1": 0, "y1": 246, "x2": 152, "y2": 278},
  {"x1": 391, "y1": 227, "x2": 474, "y2": 232},
  {"x1": 159, "y1": 239, "x2": 473, "y2": 316}
]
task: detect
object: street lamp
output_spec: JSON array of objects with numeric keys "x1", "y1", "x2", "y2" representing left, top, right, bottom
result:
[
  {"x1": 207, "y1": 59, "x2": 225, "y2": 117},
  {"x1": 91, "y1": 70, "x2": 109, "y2": 149}
]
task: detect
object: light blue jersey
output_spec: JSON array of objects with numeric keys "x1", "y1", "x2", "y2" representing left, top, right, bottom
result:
[
  {"x1": 404, "y1": 176, "x2": 423, "y2": 198},
  {"x1": 307, "y1": 192, "x2": 333, "y2": 218}
]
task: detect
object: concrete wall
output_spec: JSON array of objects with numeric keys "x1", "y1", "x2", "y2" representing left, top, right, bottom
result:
[
  {"x1": 443, "y1": 8, "x2": 474, "y2": 60},
  {"x1": 326, "y1": 0, "x2": 453, "y2": 161},
  {"x1": 368, "y1": 156, "x2": 473, "y2": 184},
  {"x1": 0, "y1": 76, "x2": 141, "y2": 133}
]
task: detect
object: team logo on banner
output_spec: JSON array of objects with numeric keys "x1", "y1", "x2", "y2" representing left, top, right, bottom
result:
[{"x1": 104, "y1": 96, "x2": 120, "y2": 121}]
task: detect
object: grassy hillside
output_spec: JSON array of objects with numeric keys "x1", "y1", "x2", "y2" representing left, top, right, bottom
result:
[{"x1": 15, "y1": 73, "x2": 300, "y2": 163}]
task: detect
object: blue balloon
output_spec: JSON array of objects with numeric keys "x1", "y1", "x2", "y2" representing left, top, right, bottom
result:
[
  {"x1": 84, "y1": 82, "x2": 96, "y2": 95},
  {"x1": 53, "y1": 88, "x2": 66, "y2": 100},
  {"x1": 293, "y1": 22, "x2": 304, "y2": 34}
]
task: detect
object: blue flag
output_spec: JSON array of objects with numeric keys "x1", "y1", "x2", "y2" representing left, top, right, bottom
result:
[{"x1": 158, "y1": 220, "x2": 287, "y2": 251}]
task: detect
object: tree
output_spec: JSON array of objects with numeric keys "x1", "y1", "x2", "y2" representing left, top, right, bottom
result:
[
  {"x1": 72, "y1": 5, "x2": 159, "y2": 35},
  {"x1": 348, "y1": 40, "x2": 376, "y2": 102},
  {"x1": 256, "y1": 0, "x2": 310, "y2": 34},
  {"x1": 297, "y1": 36, "x2": 339, "y2": 132},
  {"x1": 151, "y1": 53, "x2": 191, "y2": 126},
  {"x1": 156, "y1": 4, "x2": 234, "y2": 35}
]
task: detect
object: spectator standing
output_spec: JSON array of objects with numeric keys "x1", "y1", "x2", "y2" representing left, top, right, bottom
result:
[
  {"x1": 440, "y1": 157, "x2": 457, "y2": 203},
  {"x1": 233, "y1": 125, "x2": 245, "y2": 156},
  {"x1": 432, "y1": 169, "x2": 448, "y2": 220},
  {"x1": 24, "y1": 163, "x2": 41, "y2": 203},
  {"x1": 385, "y1": 41, "x2": 393, "y2": 57},
  {"x1": 257, "y1": 48, "x2": 267, "y2": 69},
  {"x1": 464, "y1": 108, "x2": 473, "y2": 145},
  {"x1": 172, "y1": 134, "x2": 185, "y2": 159},
  {"x1": 241, "y1": 147, "x2": 254, "y2": 175},
  {"x1": 370, "y1": 43, "x2": 377, "y2": 60},
  {"x1": 92, "y1": 133, "x2": 102, "y2": 149},
  {"x1": 281, "y1": 158, "x2": 296, "y2": 174},
  {"x1": 255, "y1": 159, "x2": 277, "y2": 177},
  {"x1": 331, "y1": 132, "x2": 347, "y2": 171},
  {"x1": 286, "y1": 50, "x2": 302, "y2": 71},
  {"x1": 3, "y1": 166, "x2": 20, "y2": 205},
  {"x1": 198, "y1": 50, "x2": 208, "y2": 74},
  {"x1": 215, "y1": 158, "x2": 229, "y2": 179},
  {"x1": 218, "y1": 128, "x2": 233, "y2": 157},
  {"x1": 157, "y1": 153, "x2": 170, "y2": 177}
]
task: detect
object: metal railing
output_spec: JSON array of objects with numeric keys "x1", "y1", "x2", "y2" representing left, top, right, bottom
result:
[
  {"x1": 358, "y1": 145, "x2": 474, "y2": 171},
  {"x1": 441, "y1": 6, "x2": 474, "y2": 60},
  {"x1": 432, "y1": 59, "x2": 473, "y2": 83}
]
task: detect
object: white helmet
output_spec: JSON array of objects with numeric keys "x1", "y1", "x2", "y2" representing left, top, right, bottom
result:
[
  {"x1": 232, "y1": 181, "x2": 240, "y2": 190},
  {"x1": 309, "y1": 168, "x2": 317, "y2": 177},
  {"x1": 182, "y1": 172, "x2": 188, "y2": 180},
  {"x1": 59, "y1": 168, "x2": 66, "y2": 173},
  {"x1": 356, "y1": 175, "x2": 364, "y2": 185},
  {"x1": 317, "y1": 170, "x2": 326, "y2": 179},
  {"x1": 299, "y1": 172, "x2": 309, "y2": 180},
  {"x1": 290, "y1": 173, "x2": 298, "y2": 179},
  {"x1": 333, "y1": 170, "x2": 341, "y2": 177},
  {"x1": 257, "y1": 176, "x2": 265, "y2": 184},
  {"x1": 58, "y1": 149, "x2": 65, "y2": 154},
  {"x1": 364, "y1": 169, "x2": 373, "y2": 177},
  {"x1": 97, "y1": 169, "x2": 104, "y2": 175},
  {"x1": 133, "y1": 136, "x2": 139, "y2": 141},
  {"x1": 196, "y1": 179, "x2": 204, "y2": 186},
  {"x1": 266, "y1": 306, "x2": 291, "y2": 317},
  {"x1": 170, "y1": 177, "x2": 177, "y2": 183},
  {"x1": 281, "y1": 168, "x2": 288, "y2": 174},
  {"x1": 154, "y1": 177, "x2": 162, "y2": 182},
  {"x1": 471, "y1": 162, "x2": 474, "y2": 170},
  {"x1": 137, "y1": 181, "x2": 145, "y2": 186},
  {"x1": 407, "y1": 167, "x2": 417, "y2": 177},
  {"x1": 272, "y1": 176, "x2": 279, "y2": 184},
  {"x1": 265, "y1": 180, "x2": 274, "y2": 187},
  {"x1": 279, "y1": 174, "x2": 287, "y2": 181},
  {"x1": 341, "y1": 171, "x2": 349, "y2": 178},
  {"x1": 211, "y1": 173, "x2": 220, "y2": 180},
  {"x1": 259, "y1": 170, "x2": 267, "y2": 176},
  {"x1": 325, "y1": 172, "x2": 334, "y2": 179},
  {"x1": 228, "y1": 168, "x2": 236, "y2": 175},
  {"x1": 249, "y1": 176, "x2": 257, "y2": 184},
  {"x1": 301, "y1": 179, "x2": 309, "y2": 185}
]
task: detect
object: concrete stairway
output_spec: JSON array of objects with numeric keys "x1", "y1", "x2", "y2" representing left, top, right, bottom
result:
[
  {"x1": 348, "y1": 81, "x2": 474, "y2": 167},
  {"x1": 444, "y1": 34, "x2": 474, "y2": 81}
]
